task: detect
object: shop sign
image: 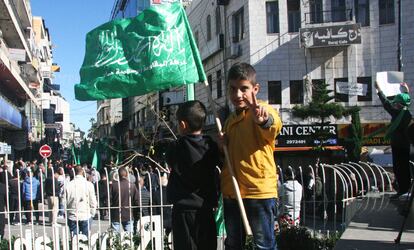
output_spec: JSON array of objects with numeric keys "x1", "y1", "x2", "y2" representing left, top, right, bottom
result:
[
  {"x1": 337, "y1": 123, "x2": 390, "y2": 146},
  {"x1": 300, "y1": 23, "x2": 361, "y2": 48},
  {"x1": 276, "y1": 124, "x2": 338, "y2": 147}
]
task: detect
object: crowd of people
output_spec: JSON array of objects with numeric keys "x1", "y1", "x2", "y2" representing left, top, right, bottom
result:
[{"x1": 0, "y1": 157, "x2": 172, "y2": 239}]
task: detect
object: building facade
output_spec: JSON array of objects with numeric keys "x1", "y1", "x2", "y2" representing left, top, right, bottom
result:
[
  {"x1": 0, "y1": 0, "x2": 64, "y2": 161},
  {"x1": 186, "y1": 0, "x2": 414, "y2": 165}
]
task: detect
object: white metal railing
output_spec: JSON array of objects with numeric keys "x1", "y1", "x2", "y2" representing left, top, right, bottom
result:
[{"x1": 0, "y1": 161, "x2": 395, "y2": 249}]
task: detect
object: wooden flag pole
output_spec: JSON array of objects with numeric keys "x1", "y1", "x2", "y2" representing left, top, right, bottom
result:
[{"x1": 203, "y1": 80, "x2": 252, "y2": 236}]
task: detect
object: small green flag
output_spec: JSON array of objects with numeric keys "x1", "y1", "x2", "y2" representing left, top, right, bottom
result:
[
  {"x1": 71, "y1": 145, "x2": 78, "y2": 165},
  {"x1": 75, "y1": 2, "x2": 206, "y2": 101},
  {"x1": 92, "y1": 150, "x2": 98, "y2": 170}
]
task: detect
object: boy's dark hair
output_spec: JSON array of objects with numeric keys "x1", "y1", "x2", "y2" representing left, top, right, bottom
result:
[
  {"x1": 227, "y1": 62, "x2": 257, "y2": 85},
  {"x1": 176, "y1": 100, "x2": 207, "y2": 132}
]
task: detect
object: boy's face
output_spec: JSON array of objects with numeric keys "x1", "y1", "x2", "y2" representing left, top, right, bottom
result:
[{"x1": 228, "y1": 79, "x2": 259, "y2": 110}]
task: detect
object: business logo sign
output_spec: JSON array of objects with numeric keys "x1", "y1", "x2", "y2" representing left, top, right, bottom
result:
[
  {"x1": 300, "y1": 23, "x2": 361, "y2": 48},
  {"x1": 276, "y1": 124, "x2": 338, "y2": 147}
]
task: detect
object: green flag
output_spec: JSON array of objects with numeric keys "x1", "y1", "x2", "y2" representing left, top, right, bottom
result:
[
  {"x1": 71, "y1": 145, "x2": 78, "y2": 165},
  {"x1": 91, "y1": 150, "x2": 99, "y2": 170},
  {"x1": 75, "y1": 2, "x2": 206, "y2": 101}
]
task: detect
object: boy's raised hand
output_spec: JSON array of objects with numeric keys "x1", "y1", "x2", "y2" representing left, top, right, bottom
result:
[{"x1": 243, "y1": 92, "x2": 269, "y2": 125}]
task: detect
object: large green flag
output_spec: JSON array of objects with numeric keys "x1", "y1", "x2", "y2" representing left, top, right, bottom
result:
[{"x1": 75, "y1": 2, "x2": 206, "y2": 101}]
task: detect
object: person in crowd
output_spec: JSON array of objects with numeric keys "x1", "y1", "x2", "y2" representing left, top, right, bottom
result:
[
  {"x1": 279, "y1": 167, "x2": 303, "y2": 226},
  {"x1": 22, "y1": 170, "x2": 40, "y2": 224},
  {"x1": 375, "y1": 81, "x2": 412, "y2": 199},
  {"x1": 220, "y1": 63, "x2": 282, "y2": 250},
  {"x1": 166, "y1": 100, "x2": 221, "y2": 250},
  {"x1": 110, "y1": 167, "x2": 140, "y2": 233},
  {"x1": 44, "y1": 170, "x2": 60, "y2": 225},
  {"x1": 133, "y1": 176, "x2": 151, "y2": 235},
  {"x1": 56, "y1": 167, "x2": 66, "y2": 218},
  {"x1": 0, "y1": 182, "x2": 6, "y2": 240},
  {"x1": 9, "y1": 169, "x2": 21, "y2": 225},
  {"x1": 65, "y1": 166, "x2": 97, "y2": 237},
  {"x1": 98, "y1": 171, "x2": 109, "y2": 219}
]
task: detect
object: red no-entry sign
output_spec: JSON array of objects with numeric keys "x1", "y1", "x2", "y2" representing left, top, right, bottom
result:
[{"x1": 39, "y1": 144, "x2": 52, "y2": 158}]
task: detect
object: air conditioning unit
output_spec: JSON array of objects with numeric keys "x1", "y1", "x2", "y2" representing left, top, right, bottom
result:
[{"x1": 229, "y1": 43, "x2": 241, "y2": 59}]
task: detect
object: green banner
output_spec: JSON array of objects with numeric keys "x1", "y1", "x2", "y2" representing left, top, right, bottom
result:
[{"x1": 75, "y1": 2, "x2": 206, "y2": 101}]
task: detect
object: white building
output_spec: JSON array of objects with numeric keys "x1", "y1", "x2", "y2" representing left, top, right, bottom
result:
[{"x1": 186, "y1": 0, "x2": 414, "y2": 164}]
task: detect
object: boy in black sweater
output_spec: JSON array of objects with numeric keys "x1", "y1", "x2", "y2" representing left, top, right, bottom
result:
[{"x1": 166, "y1": 100, "x2": 220, "y2": 250}]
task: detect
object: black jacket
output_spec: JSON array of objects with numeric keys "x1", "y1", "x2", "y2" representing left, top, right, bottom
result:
[
  {"x1": 166, "y1": 134, "x2": 220, "y2": 210},
  {"x1": 110, "y1": 178, "x2": 139, "y2": 222},
  {"x1": 378, "y1": 91, "x2": 412, "y2": 147},
  {"x1": 44, "y1": 177, "x2": 60, "y2": 197}
]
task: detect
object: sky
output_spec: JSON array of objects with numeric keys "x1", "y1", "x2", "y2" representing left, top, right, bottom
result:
[{"x1": 31, "y1": 0, "x2": 115, "y2": 133}]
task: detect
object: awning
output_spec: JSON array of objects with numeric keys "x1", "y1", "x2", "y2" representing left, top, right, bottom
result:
[
  {"x1": 0, "y1": 96, "x2": 22, "y2": 129},
  {"x1": 274, "y1": 146, "x2": 344, "y2": 152}
]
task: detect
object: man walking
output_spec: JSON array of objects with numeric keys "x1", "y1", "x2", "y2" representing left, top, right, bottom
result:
[
  {"x1": 110, "y1": 167, "x2": 139, "y2": 233},
  {"x1": 66, "y1": 166, "x2": 97, "y2": 237}
]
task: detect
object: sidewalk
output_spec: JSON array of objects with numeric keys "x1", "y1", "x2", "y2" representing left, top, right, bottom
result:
[{"x1": 335, "y1": 193, "x2": 414, "y2": 250}]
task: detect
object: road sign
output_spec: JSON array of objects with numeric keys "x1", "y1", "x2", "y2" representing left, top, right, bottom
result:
[
  {"x1": 44, "y1": 123, "x2": 61, "y2": 129},
  {"x1": 39, "y1": 144, "x2": 52, "y2": 158}
]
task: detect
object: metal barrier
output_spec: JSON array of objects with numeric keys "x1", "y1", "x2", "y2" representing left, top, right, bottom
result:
[{"x1": 0, "y1": 161, "x2": 395, "y2": 249}]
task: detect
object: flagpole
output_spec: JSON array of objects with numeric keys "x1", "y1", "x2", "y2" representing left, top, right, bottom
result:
[{"x1": 203, "y1": 80, "x2": 252, "y2": 236}]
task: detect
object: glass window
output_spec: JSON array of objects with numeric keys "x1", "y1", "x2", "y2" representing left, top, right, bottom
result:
[
  {"x1": 309, "y1": 0, "x2": 323, "y2": 24},
  {"x1": 355, "y1": 0, "x2": 370, "y2": 26},
  {"x1": 215, "y1": 6, "x2": 221, "y2": 35},
  {"x1": 357, "y1": 77, "x2": 372, "y2": 101},
  {"x1": 288, "y1": 0, "x2": 301, "y2": 32},
  {"x1": 207, "y1": 15, "x2": 212, "y2": 41},
  {"x1": 379, "y1": 0, "x2": 394, "y2": 24},
  {"x1": 232, "y1": 7, "x2": 244, "y2": 42},
  {"x1": 290, "y1": 80, "x2": 304, "y2": 104},
  {"x1": 312, "y1": 79, "x2": 325, "y2": 100},
  {"x1": 208, "y1": 74, "x2": 213, "y2": 94},
  {"x1": 331, "y1": 0, "x2": 347, "y2": 22},
  {"x1": 266, "y1": 1, "x2": 279, "y2": 33},
  {"x1": 334, "y1": 78, "x2": 349, "y2": 102},
  {"x1": 268, "y1": 81, "x2": 282, "y2": 104},
  {"x1": 216, "y1": 70, "x2": 222, "y2": 98}
]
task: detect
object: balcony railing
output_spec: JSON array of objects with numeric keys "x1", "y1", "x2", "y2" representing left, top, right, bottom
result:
[{"x1": 305, "y1": 9, "x2": 353, "y2": 25}]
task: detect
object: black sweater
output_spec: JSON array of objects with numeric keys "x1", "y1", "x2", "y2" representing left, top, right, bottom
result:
[{"x1": 166, "y1": 134, "x2": 220, "y2": 210}]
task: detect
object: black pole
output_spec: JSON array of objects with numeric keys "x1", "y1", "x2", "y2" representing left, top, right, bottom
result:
[{"x1": 397, "y1": 0, "x2": 402, "y2": 71}]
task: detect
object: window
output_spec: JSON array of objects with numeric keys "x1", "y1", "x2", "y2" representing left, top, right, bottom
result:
[
  {"x1": 357, "y1": 77, "x2": 372, "y2": 101},
  {"x1": 287, "y1": 0, "x2": 301, "y2": 32},
  {"x1": 206, "y1": 15, "x2": 212, "y2": 41},
  {"x1": 290, "y1": 80, "x2": 304, "y2": 104},
  {"x1": 309, "y1": 0, "x2": 323, "y2": 24},
  {"x1": 312, "y1": 79, "x2": 325, "y2": 100},
  {"x1": 331, "y1": 0, "x2": 347, "y2": 22},
  {"x1": 379, "y1": 0, "x2": 394, "y2": 24},
  {"x1": 215, "y1": 6, "x2": 221, "y2": 35},
  {"x1": 355, "y1": 0, "x2": 370, "y2": 26},
  {"x1": 268, "y1": 81, "x2": 282, "y2": 104},
  {"x1": 266, "y1": 1, "x2": 279, "y2": 33},
  {"x1": 232, "y1": 7, "x2": 244, "y2": 42},
  {"x1": 195, "y1": 30, "x2": 199, "y2": 48},
  {"x1": 216, "y1": 70, "x2": 222, "y2": 98},
  {"x1": 334, "y1": 78, "x2": 349, "y2": 102},
  {"x1": 208, "y1": 74, "x2": 213, "y2": 94}
]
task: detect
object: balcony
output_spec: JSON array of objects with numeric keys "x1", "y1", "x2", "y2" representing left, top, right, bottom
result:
[
  {"x1": 0, "y1": 36, "x2": 38, "y2": 105},
  {"x1": 305, "y1": 9, "x2": 353, "y2": 25},
  {"x1": 0, "y1": 0, "x2": 32, "y2": 61}
]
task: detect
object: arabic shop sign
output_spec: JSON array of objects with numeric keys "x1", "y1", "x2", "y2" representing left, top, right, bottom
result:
[
  {"x1": 336, "y1": 81, "x2": 368, "y2": 96},
  {"x1": 300, "y1": 23, "x2": 361, "y2": 48},
  {"x1": 276, "y1": 124, "x2": 338, "y2": 147}
]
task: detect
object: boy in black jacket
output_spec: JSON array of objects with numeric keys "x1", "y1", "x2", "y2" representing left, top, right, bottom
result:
[{"x1": 166, "y1": 100, "x2": 220, "y2": 250}]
